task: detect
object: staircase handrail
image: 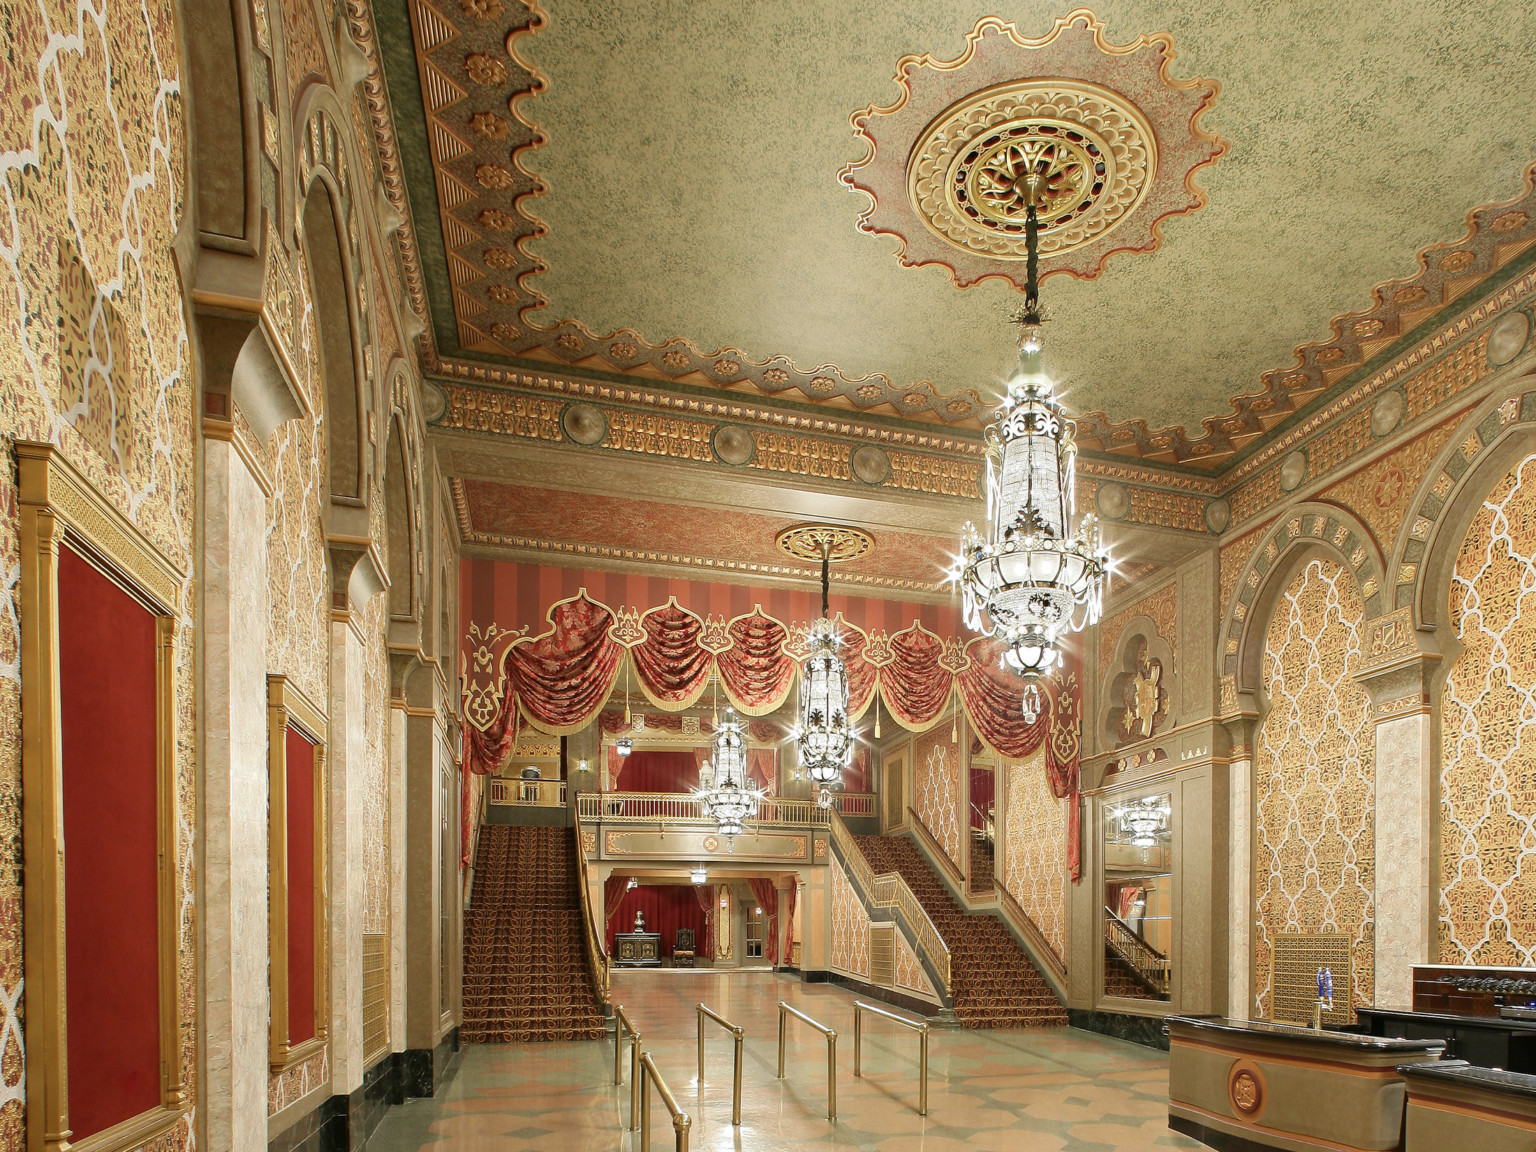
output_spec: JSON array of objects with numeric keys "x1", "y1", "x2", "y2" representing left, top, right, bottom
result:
[
  {"x1": 828, "y1": 810, "x2": 951, "y2": 994},
  {"x1": 574, "y1": 808, "x2": 610, "y2": 1005},
  {"x1": 1103, "y1": 905, "x2": 1169, "y2": 996},
  {"x1": 577, "y1": 791, "x2": 833, "y2": 827}
]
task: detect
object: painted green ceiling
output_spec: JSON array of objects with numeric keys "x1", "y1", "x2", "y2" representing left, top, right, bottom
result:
[{"x1": 504, "y1": 0, "x2": 1536, "y2": 434}]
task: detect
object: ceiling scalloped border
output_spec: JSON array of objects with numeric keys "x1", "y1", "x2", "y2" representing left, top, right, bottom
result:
[
  {"x1": 377, "y1": 0, "x2": 1536, "y2": 468},
  {"x1": 838, "y1": 11, "x2": 1226, "y2": 289}
]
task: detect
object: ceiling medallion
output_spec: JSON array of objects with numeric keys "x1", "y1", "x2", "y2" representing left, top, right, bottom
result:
[
  {"x1": 842, "y1": 11, "x2": 1225, "y2": 290},
  {"x1": 775, "y1": 524, "x2": 874, "y2": 564}
]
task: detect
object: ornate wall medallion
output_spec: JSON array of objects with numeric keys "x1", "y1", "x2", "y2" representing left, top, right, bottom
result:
[
  {"x1": 842, "y1": 11, "x2": 1225, "y2": 289},
  {"x1": 1226, "y1": 1059, "x2": 1267, "y2": 1119}
]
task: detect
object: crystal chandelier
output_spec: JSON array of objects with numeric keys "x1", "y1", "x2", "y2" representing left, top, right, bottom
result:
[
  {"x1": 1114, "y1": 796, "x2": 1171, "y2": 848},
  {"x1": 797, "y1": 538, "x2": 853, "y2": 786},
  {"x1": 958, "y1": 168, "x2": 1108, "y2": 724},
  {"x1": 694, "y1": 707, "x2": 765, "y2": 845}
]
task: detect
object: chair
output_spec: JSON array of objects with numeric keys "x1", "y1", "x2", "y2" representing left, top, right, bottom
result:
[{"x1": 673, "y1": 928, "x2": 695, "y2": 967}]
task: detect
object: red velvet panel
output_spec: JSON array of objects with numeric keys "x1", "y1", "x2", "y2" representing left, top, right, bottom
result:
[
  {"x1": 285, "y1": 727, "x2": 317, "y2": 1045},
  {"x1": 58, "y1": 546, "x2": 161, "y2": 1139},
  {"x1": 618, "y1": 750, "x2": 700, "y2": 794},
  {"x1": 606, "y1": 884, "x2": 713, "y2": 958}
]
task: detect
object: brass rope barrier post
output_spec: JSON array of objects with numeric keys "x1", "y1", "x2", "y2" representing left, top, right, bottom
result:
[
  {"x1": 696, "y1": 1003, "x2": 744, "y2": 1125},
  {"x1": 776, "y1": 1001, "x2": 838, "y2": 1120},
  {"x1": 852, "y1": 1000, "x2": 930, "y2": 1116},
  {"x1": 614, "y1": 1005, "x2": 642, "y2": 1129},
  {"x1": 639, "y1": 1050, "x2": 692, "y2": 1152}
]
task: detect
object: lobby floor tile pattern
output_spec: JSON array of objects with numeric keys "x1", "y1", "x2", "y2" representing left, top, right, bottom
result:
[{"x1": 369, "y1": 971, "x2": 1201, "y2": 1151}]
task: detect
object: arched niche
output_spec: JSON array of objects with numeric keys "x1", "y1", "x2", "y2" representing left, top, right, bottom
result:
[
  {"x1": 300, "y1": 175, "x2": 366, "y2": 506},
  {"x1": 385, "y1": 411, "x2": 415, "y2": 621}
]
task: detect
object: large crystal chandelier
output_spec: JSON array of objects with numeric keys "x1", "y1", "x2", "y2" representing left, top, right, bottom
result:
[
  {"x1": 797, "y1": 538, "x2": 853, "y2": 787},
  {"x1": 958, "y1": 167, "x2": 1108, "y2": 725},
  {"x1": 694, "y1": 707, "x2": 765, "y2": 845}
]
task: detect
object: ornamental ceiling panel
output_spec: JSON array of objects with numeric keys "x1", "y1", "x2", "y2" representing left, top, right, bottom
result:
[{"x1": 377, "y1": 0, "x2": 1536, "y2": 471}]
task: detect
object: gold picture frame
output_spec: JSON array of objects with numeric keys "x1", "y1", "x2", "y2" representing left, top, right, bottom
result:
[
  {"x1": 267, "y1": 674, "x2": 330, "y2": 1071},
  {"x1": 18, "y1": 442, "x2": 186, "y2": 1152}
]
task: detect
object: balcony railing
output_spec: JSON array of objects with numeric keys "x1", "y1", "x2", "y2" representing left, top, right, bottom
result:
[
  {"x1": 577, "y1": 790, "x2": 877, "y2": 826},
  {"x1": 488, "y1": 777, "x2": 567, "y2": 807}
]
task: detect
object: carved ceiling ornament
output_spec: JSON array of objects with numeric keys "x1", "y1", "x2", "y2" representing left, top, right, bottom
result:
[{"x1": 842, "y1": 11, "x2": 1225, "y2": 290}]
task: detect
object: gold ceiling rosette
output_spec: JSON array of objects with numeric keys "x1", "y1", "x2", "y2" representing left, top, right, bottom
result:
[{"x1": 840, "y1": 10, "x2": 1226, "y2": 290}]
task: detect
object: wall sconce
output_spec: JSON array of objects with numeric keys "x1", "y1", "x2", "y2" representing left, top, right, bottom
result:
[{"x1": 577, "y1": 757, "x2": 590, "y2": 773}]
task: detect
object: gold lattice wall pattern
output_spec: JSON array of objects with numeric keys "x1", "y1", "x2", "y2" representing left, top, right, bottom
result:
[
  {"x1": 1255, "y1": 558, "x2": 1375, "y2": 1018},
  {"x1": 829, "y1": 856, "x2": 869, "y2": 979},
  {"x1": 1439, "y1": 453, "x2": 1536, "y2": 964},
  {"x1": 914, "y1": 726, "x2": 962, "y2": 871},
  {"x1": 1003, "y1": 749, "x2": 1068, "y2": 963},
  {"x1": 0, "y1": 0, "x2": 195, "y2": 1141}
]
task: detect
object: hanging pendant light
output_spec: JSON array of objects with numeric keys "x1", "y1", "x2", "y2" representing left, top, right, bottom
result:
[
  {"x1": 957, "y1": 165, "x2": 1109, "y2": 724},
  {"x1": 693, "y1": 706, "x2": 765, "y2": 847},
  {"x1": 797, "y1": 537, "x2": 853, "y2": 786}
]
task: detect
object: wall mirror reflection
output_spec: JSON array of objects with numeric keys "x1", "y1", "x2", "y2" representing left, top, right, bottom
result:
[{"x1": 1102, "y1": 792, "x2": 1173, "y2": 1002}]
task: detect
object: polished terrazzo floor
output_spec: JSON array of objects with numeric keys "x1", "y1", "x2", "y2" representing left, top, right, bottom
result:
[{"x1": 370, "y1": 970, "x2": 1202, "y2": 1151}]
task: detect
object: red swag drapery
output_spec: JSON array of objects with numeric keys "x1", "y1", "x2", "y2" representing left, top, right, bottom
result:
[
  {"x1": 749, "y1": 879, "x2": 780, "y2": 966},
  {"x1": 464, "y1": 590, "x2": 1082, "y2": 878}
]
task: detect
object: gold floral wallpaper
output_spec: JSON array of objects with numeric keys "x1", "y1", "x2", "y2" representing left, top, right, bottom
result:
[
  {"x1": 913, "y1": 726, "x2": 962, "y2": 873},
  {"x1": 1255, "y1": 558, "x2": 1375, "y2": 1017},
  {"x1": 0, "y1": 0, "x2": 196, "y2": 1141},
  {"x1": 829, "y1": 856, "x2": 870, "y2": 980},
  {"x1": 1439, "y1": 452, "x2": 1536, "y2": 964},
  {"x1": 1002, "y1": 749, "x2": 1068, "y2": 964}
]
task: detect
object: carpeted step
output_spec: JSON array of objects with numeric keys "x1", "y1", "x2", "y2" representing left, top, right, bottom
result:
[{"x1": 854, "y1": 833, "x2": 1066, "y2": 1029}]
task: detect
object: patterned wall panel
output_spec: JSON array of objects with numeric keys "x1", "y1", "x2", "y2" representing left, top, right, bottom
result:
[
  {"x1": 1255, "y1": 558, "x2": 1375, "y2": 1017},
  {"x1": 1098, "y1": 582, "x2": 1178, "y2": 669},
  {"x1": 1321, "y1": 422, "x2": 1461, "y2": 559},
  {"x1": 1439, "y1": 453, "x2": 1536, "y2": 964},
  {"x1": 0, "y1": 0, "x2": 194, "y2": 1142},
  {"x1": 913, "y1": 726, "x2": 962, "y2": 872},
  {"x1": 829, "y1": 856, "x2": 869, "y2": 979},
  {"x1": 894, "y1": 929, "x2": 937, "y2": 1001},
  {"x1": 1002, "y1": 749, "x2": 1068, "y2": 963}
]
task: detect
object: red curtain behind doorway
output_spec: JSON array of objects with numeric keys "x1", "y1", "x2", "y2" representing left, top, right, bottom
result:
[
  {"x1": 613, "y1": 750, "x2": 699, "y2": 793},
  {"x1": 606, "y1": 884, "x2": 713, "y2": 959}
]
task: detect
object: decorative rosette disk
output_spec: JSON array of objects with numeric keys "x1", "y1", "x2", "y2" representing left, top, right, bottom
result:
[{"x1": 840, "y1": 11, "x2": 1226, "y2": 289}]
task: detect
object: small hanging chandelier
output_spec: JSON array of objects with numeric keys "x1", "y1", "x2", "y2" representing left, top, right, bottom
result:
[
  {"x1": 797, "y1": 536, "x2": 853, "y2": 786},
  {"x1": 958, "y1": 165, "x2": 1108, "y2": 724},
  {"x1": 694, "y1": 707, "x2": 765, "y2": 846},
  {"x1": 1113, "y1": 796, "x2": 1171, "y2": 848}
]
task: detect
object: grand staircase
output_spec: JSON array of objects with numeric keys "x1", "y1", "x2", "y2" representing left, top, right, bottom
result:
[
  {"x1": 461, "y1": 825, "x2": 607, "y2": 1042},
  {"x1": 855, "y1": 834, "x2": 1066, "y2": 1029}
]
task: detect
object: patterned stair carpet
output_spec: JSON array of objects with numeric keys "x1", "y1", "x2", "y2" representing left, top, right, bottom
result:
[
  {"x1": 461, "y1": 825, "x2": 608, "y2": 1042},
  {"x1": 855, "y1": 834, "x2": 1066, "y2": 1029},
  {"x1": 968, "y1": 832, "x2": 995, "y2": 895},
  {"x1": 1104, "y1": 947, "x2": 1164, "y2": 1001}
]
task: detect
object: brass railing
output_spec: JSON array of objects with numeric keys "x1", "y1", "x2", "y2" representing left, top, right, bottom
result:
[
  {"x1": 488, "y1": 776, "x2": 567, "y2": 807},
  {"x1": 852, "y1": 1000, "x2": 930, "y2": 1116},
  {"x1": 696, "y1": 1003, "x2": 743, "y2": 1125},
  {"x1": 828, "y1": 810, "x2": 951, "y2": 994},
  {"x1": 614, "y1": 1004, "x2": 642, "y2": 1128},
  {"x1": 777, "y1": 1002, "x2": 837, "y2": 1121},
  {"x1": 578, "y1": 791, "x2": 834, "y2": 826},
  {"x1": 574, "y1": 812, "x2": 610, "y2": 1006},
  {"x1": 639, "y1": 1050, "x2": 692, "y2": 1152},
  {"x1": 1104, "y1": 906, "x2": 1170, "y2": 996}
]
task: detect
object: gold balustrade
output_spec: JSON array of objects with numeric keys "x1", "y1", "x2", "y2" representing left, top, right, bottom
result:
[
  {"x1": 577, "y1": 791, "x2": 834, "y2": 827},
  {"x1": 488, "y1": 776, "x2": 567, "y2": 807}
]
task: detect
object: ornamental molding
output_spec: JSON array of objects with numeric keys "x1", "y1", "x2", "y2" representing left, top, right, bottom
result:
[{"x1": 842, "y1": 12, "x2": 1223, "y2": 288}]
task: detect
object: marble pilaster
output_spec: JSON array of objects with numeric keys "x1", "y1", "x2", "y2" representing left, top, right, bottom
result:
[{"x1": 329, "y1": 617, "x2": 367, "y2": 1093}]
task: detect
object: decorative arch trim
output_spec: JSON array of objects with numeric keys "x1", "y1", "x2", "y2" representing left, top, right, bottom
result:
[{"x1": 1218, "y1": 502, "x2": 1387, "y2": 717}]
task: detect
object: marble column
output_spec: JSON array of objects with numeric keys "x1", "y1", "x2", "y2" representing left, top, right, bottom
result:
[
  {"x1": 404, "y1": 665, "x2": 447, "y2": 1052},
  {"x1": 1224, "y1": 717, "x2": 1256, "y2": 1021},
  {"x1": 329, "y1": 615, "x2": 367, "y2": 1093},
  {"x1": 1358, "y1": 657, "x2": 1437, "y2": 1010},
  {"x1": 200, "y1": 437, "x2": 270, "y2": 1152}
]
